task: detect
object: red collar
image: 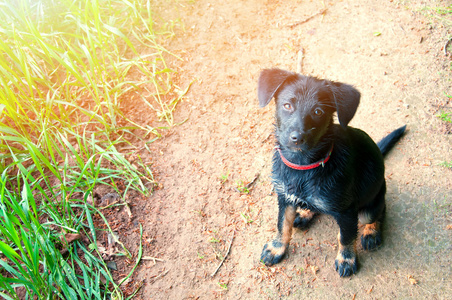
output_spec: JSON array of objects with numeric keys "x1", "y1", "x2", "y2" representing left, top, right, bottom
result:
[{"x1": 276, "y1": 144, "x2": 334, "y2": 170}]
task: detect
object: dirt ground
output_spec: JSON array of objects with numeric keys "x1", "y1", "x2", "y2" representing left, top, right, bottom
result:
[{"x1": 98, "y1": 0, "x2": 452, "y2": 299}]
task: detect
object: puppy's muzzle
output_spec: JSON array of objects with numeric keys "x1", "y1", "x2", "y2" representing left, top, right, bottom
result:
[{"x1": 289, "y1": 131, "x2": 304, "y2": 145}]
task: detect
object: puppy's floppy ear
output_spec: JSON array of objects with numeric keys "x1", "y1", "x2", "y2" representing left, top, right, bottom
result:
[
  {"x1": 328, "y1": 81, "x2": 360, "y2": 128},
  {"x1": 258, "y1": 68, "x2": 295, "y2": 107}
]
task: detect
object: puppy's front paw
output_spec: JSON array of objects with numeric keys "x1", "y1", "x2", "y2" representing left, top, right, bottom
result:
[
  {"x1": 335, "y1": 248, "x2": 358, "y2": 277},
  {"x1": 361, "y1": 223, "x2": 382, "y2": 251},
  {"x1": 260, "y1": 240, "x2": 287, "y2": 266}
]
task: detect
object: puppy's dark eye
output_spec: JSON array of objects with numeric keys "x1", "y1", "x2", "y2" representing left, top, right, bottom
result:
[
  {"x1": 283, "y1": 103, "x2": 292, "y2": 110},
  {"x1": 314, "y1": 108, "x2": 324, "y2": 116}
]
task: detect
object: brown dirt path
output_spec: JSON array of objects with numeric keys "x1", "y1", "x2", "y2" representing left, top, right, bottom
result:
[{"x1": 113, "y1": 1, "x2": 451, "y2": 299}]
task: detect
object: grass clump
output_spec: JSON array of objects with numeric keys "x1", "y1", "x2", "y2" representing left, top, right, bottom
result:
[
  {"x1": 0, "y1": 171, "x2": 121, "y2": 299},
  {"x1": 437, "y1": 93, "x2": 452, "y2": 170},
  {"x1": 436, "y1": 93, "x2": 452, "y2": 124},
  {"x1": 437, "y1": 111, "x2": 452, "y2": 123},
  {"x1": 437, "y1": 109, "x2": 452, "y2": 170},
  {"x1": 0, "y1": 0, "x2": 185, "y2": 298},
  {"x1": 421, "y1": 3, "x2": 452, "y2": 26},
  {"x1": 439, "y1": 161, "x2": 452, "y2": 168}
]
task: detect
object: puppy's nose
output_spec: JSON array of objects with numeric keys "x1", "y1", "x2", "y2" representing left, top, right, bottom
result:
[{"x1": 289, "y1": 131, "x2": 303, "y2": 144}]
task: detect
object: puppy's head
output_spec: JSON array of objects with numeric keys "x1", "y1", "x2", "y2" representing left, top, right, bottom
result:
[{"x1": 258, "y1": 68, "x2": 360, "y2": 152}]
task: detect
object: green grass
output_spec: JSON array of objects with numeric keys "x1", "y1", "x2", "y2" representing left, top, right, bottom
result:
[
  {"x1": 0, "y1": 0, "x2": 185, "y2": 298},
  {"x1": 236, "y1": 180, "x2": 250, "y2": 194},
  {"x1": 240, "y1": 212, "x2": 254, "y2": 224},
  {"x1": 437, "y1": 111, "x2": 452, "y2": 123},
  {"x1": 439, "y1": 161, "x2": 452, "y2": 168},
  {"x1": 420, "y1": 3, "x2": 452, "y2": 68},
  {"x1": 421, "y1": 4, "x2": 452, "y2": 26},
  {"x1": 437, "y1": 110, "x2": 452, "y2": 169},
  {"x1": 217, "y1": 282, "x2": 228, "y2": 291},
  {"x1": 0, "y1": 172, "x2": 122, "y2": 299},
  {"x1": 437, "y1": 94, "x2": 452, "y2": 128},
  {"x1": 437, "y1": 93, "x2": 452, "y2": 170},
  {"x1": 219, "y1": 172, "x2": 229, "y2": 184}
]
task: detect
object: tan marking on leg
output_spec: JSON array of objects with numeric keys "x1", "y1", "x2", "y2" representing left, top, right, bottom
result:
[
  {"x1": 281, "y1": 206, "x2": 296, "y2": 245},
  {"x1": 335, "y1": 246, "x2": 357, "y2": 265},
  {"x1": 363, "y1": 221, "x2": 380, "y2": 237},
  {"x1": 264, "y1": 243, "x2": 286, "y2": 257},
  {"x1": 296, "y1": 208, "x2": 315, "y2": 220},
  {"x1": 336, "y1": 232, "x2": 357, "y2": 265}
]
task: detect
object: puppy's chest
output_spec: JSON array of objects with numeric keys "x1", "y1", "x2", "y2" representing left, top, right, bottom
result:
[{"x1": 273, "y1": 179, "x2": 330, "y2": 212}]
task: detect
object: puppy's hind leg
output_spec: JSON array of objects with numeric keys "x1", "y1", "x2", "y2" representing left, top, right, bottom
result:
[
  {"x1": 359, "y1": 183, "x2": 386, "y2": 251},
  {"x1": 261, "y1": 195, "x2": 296, "y2": 266}
]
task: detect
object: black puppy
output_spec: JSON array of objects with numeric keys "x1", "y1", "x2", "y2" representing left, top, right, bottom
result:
[{"x1": 258, "y1": 68, "x2": 406, "y2": 277}]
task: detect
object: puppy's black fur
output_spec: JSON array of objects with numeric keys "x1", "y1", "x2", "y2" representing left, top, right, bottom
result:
[{"x1": 258, "y1": 68, "x2": 406, "y2": 277}]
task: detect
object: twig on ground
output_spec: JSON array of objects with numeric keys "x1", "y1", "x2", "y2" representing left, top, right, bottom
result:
[
  {"x1": 99, "y1": 201, "x2": 123, "y2": 210},
  {"x1": 296, "y1": 48, "x2": 304, "y2": 74},
  {"x1": 232, "y1": 187, "x2": 242, "y2": 193},
  {"x1": 150, "y1": 269, "x2": 169, "y2": 284},
  {"x1": 444, "y1": 38, "x2": 452, "y2": 56},
  {"x1": 245, "y1": 173, "x2": 260, "y2": 189},
  {"x1": 142, "y1": 256, "x2": 165, "y2": 263},
  {"x1": 124, "y1": 202, "x2": 133, "y2": 219},
  {"x1": 286, "y1": 8, "x2": 328, "y2": 28},
  {"x1": 211, "y1": 230, "x2": 235, "y2": 277},
  {"x1": 263, "y1": 132, "x2": 273, "y2": 143}
]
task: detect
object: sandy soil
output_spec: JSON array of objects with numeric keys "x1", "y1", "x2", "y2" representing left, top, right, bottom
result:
[{"x1": 97, "y1": 0, "x2": 452, "y2": 299}]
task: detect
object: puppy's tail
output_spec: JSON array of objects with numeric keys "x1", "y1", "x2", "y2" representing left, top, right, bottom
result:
[{"x1": 377, "y1": 125, "x2": 407, "y2": 157}]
